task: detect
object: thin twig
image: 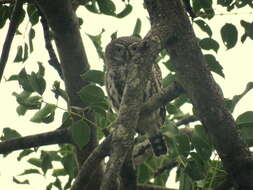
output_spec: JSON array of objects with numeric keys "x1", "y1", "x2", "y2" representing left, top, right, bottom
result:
[
  {"x1": 175, "y1": 115, "x2": 198, "y2": 127},
  {"x1": 38, "y1": 8, "x2": 64, "y2": 79},
  {"x1": 0, "y1": 0, "x2": 24, "y2": 82}
]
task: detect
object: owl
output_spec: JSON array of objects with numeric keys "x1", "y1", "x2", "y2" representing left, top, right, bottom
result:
[{"x1": 104, "y1": 36, "x2": 167, "y2": 156}]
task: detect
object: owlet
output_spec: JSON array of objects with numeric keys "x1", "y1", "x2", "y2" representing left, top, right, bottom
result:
[{"x1": 104, "y1": 36, "x2": 167, "y2": 156}]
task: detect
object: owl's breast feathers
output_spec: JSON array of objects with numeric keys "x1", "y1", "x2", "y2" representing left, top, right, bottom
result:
[{"x1": 106, "y1": 64, "x2": 165, "y2": 125}]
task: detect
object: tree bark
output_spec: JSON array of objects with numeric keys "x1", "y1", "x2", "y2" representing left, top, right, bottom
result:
[
  {"x1": 144, "y1": 0, "x2": 253, "y2": 189},
  {"x1": 35, "y1": 0, "x2": 103, "y2": 189}
]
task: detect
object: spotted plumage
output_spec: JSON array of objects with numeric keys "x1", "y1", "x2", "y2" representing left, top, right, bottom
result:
[{"x1": 104, "y1": 36, "x2": 167, "y2": 156}]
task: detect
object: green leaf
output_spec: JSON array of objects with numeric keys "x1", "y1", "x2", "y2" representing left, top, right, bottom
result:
[
  {"x1": 0, "y1": 127, "x2": 21, "y2": 141},
  {"x1": 185, "y1": 156, "x2": 206, "y2": 180},
  {"x1": 60, "y1": 112, "x2": 73, "y2": 129},
  {"x1": 19, "y1": 169, "x2": 41, "y2": 175},
  {"x1": 17, "y1": 68, "x2": 33, "y2": 92},
  {"x1": 78, "y1": 84, "x2": 106, "y2": 106},
  {"x1": 162, "y1": 73, "x2": 175, "y2": 87},
  {"x1": 116, "y1": 4, "x2": 132, "y2": 18},
  {"x1": 163, "y1": 59, "x2": 175, "y2": 72},
  {"x1": 226, "y1": 82, "x2": 253, "y2": 112},
  {"x1": 191, "y1": 125, "x2": 212, "y2": 160},
  {"x1": 87, "y1": 29, "x2": 105, "y2": 59},
  {"x1": 204, "y1": 54, "x2": 224, "y2": 77},
  {"x1": 14, "y1": 45, "x2": 23, "y2": 62},
  {"x1": 178, "y1": 167, "x2": 196, "y2": 190},
  {"x1": 29, "y1": 28, "x2": 35, "y2": 53},
  {"x1": 47, "y1": 183, "x2": 53, "y2": 190},
  {"x1": 236, "y1": 112, "x2": 253, "y2": 146},
  {"x1": 29, "y1": 72, "x2": 46, "y2": 95},
  {"x1": 27, "y1": 3, "x2": 39, "y2": 26},
  {"x1": 37, "y1": 62, "x2": 45, "y2": 77},
  {"x1": 17, "y1": 149, "x2": 34, "y2": 161},
  {"x1": 173, "y1": 135, "x2": 191, "y2": 157},
  {"x1": 199, "y1": 38, "x2": 219, "y2": 53},
  {"x1": 28, "y1": 158, "x2": 42, "y2": 168},
  {"x1": 53, "y1": 177, "x2": 62, "y2": 190},
  {"x1": 71, "y1": 120, "x2": 91, "y2": 149},
  {"x1": 52, "y1": 169, "x2": 67, "y2": 177},
  {"x1": 62, "y1": 154, "x2": 77, "y2": 178},
  {"x1": 81, "y1": 70, "x2": 104, "y2": 86},
  {"x1": 137, "y1": 163, "x2": 152, "y2": 183},
  {"x1": 240, "y1": 20, "x2": 253, "y2": 41},
  {"x1": 132, "y1": 18, "x2": 141, "y2": 37},
  {"x1": 236, "y1": 111, "x2": 253, "y2": 125},
  {"x1": 30, "y1": 103, "x2": 57, "y2": 123},
  {"x1": 217, "y1": 0, "x2": 233, "y2": 7},
  {"x1": 84, "y1": 0, "x2": 100, "y2": 14},
  {"x1": 13, "y1": 91, "x2": 41, "y2": 112},
  {"x1": 0, "y1": 6, "x2": 8, "y2": 29},
  {"x1": 16, "y1": 105, "x2": 27, "y2": 115},
  {"x1": 13, "y1": 177, "x2": 29, "y2": 184},
  {"x1": 97, "y1": 0, "x2": 116, "y2": 16},
  {"x1": 220, "y1": 23, "x2": 238, "y2": 49},
  {"x1": 41, "y1": 151, "x2": 53, "y2": 174},
  {"x1": 194, "y1": 19, "x2": 212, "y2": 37},
  {"x1": 52, "y1": 81, "x2": 68, "y2": 102},
  {"x1": 235, "y1": 0, "x2": 248, "y2": 8}
]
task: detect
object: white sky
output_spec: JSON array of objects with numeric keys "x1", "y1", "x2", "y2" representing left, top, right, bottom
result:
[{"x1": 0, "y1": 1, "x2": 253, "y2": 189}]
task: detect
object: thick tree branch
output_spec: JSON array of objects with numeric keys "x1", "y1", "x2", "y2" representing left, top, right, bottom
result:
[
  {"x1": 0, "y1": 128, "x2": 71, "y2": 154},
  {"x1": 120, "y1": 147, "x2": 137, "y2": 190},
  {"x1": 35, "y1": 1, "x2": 102, "y2": 189},
  {"x1": 0, "y1": 0, "x2": 24, "y2": 82},
  {"x1": 144, "y1": 0, "x2": 253, "y2": 189}
]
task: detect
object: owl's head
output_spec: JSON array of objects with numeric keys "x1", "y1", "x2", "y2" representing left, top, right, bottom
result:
[{"x1": 105, "y1": 36, "x2": 141, "y2": 67}]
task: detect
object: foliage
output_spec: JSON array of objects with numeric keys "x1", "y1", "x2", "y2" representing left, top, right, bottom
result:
[{"x1": 0, "y1": 0, "x2": 253, "y2": 190}]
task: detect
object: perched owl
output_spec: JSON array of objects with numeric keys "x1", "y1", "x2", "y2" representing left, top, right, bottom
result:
[{"x1": 104, "y1": 36, "x2": 167, "y2": 156}]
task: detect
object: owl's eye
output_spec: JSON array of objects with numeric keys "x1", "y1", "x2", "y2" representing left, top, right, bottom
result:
[{"x1": 114, "y1": 44, "x2": 125, "y2": 55}]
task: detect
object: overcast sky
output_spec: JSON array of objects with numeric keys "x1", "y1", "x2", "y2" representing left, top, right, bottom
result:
[{"x1": 0, "y1": 1, "x2": 253, "y2": 189}]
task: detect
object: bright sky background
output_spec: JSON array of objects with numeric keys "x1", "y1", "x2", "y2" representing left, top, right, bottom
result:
[{"x1": 0, "y1": 1, "x2": 253, "y2": 189}]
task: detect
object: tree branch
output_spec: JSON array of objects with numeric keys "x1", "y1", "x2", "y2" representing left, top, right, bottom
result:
[
  {"x1": 140, "y1": 82, "x2": 184, "y2": 117},
  {"x1": 100, "y1": 41, "x2": 150, "y2": 190},
  {"x1": 0, "y1": 128, "x2": 71, "y2": 154},
  {"x1": 0, "y1": 0, "x2": 24, "y2": 82},
  {"x1": 37, "y1": 7, "x2": 64, "y2": 79},
  {"x1": 175, "y1": 115, "x2": 198, "y2": 127},
  {"x1": 144, "y1": 0, "x2": 253, "y2": 188},
  {"x1": 35, "y1": 1, "x2": 103, "y2": 188},
  {"x1": 70, "y1": 136, "x2": 111, "y2": 190}
]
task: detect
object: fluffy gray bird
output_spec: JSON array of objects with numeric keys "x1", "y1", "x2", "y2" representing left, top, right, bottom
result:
[{"x1": 104, "y1": 36, "x2": 167, "y2": 156}]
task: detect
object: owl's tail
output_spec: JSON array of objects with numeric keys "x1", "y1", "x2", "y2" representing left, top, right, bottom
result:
[{"x1": 149, "y1": 134, "x2": 167, "y2": 156}]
